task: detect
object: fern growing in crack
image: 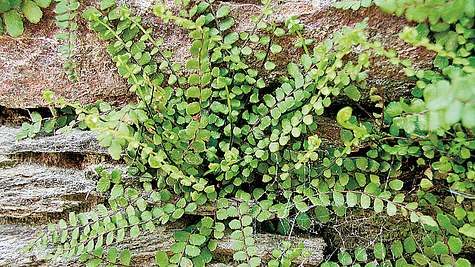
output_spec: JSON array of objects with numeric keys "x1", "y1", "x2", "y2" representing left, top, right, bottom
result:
[{"x1": 54, "y1": 0, "x2": 80, "y2": 81}]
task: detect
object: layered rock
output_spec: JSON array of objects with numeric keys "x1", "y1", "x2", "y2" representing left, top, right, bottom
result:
[
  {"x1": 0, "y1": 164, "x2": 102, "y2": 223},
  {"x1": 0, "y1": 127, "x2": 325, "y2": 265},
  {"x1": 0, "y1": 126, "x2": 107, "y2": 155}
]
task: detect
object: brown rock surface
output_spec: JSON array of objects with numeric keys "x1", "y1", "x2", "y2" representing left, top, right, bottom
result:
[{"x1": 0, "y1": 0, "x2": 434, "y2": 109}]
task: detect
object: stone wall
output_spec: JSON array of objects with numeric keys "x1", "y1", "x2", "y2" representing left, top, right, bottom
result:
[
  {"x1": 0, "y1": 0, "x2": 434, "y2": 109},
  {"x1": 0, "y1": 126, "x2": 326, "y2": 266}
]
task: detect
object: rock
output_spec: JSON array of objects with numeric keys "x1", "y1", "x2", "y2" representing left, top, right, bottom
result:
[
  {"x1": 0, "y1": 0, "x2": 434, "y2": 108},
  {"x1": 0, "y1": 164, "x2": 102, "y2": 223},
  {"x1": 0, "y1": 223, "x2": 325, "y2": 266},
  {"x1": 0, "y1": 126, "x2": 107, "y2": 155},
  {"x1": 120, "y1": 229, "x2": 325, "y2": 266},
  {"x1": 0, "y1": 155, "x2": 16, "y2": 168},
  {"x1": 0, "y1": 224, "x2": 47, "y2": 267},
  {"x1": 0, "y1": 6, "x2": 130, "y2": 109}
]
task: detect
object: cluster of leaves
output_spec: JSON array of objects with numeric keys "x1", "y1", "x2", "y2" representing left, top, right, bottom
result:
[
  {"x1": 54, "y1": 0, "x2": 80, "y2": 81},
  {"x1": 0, "y1": 0, "x2": 51, "y2": 37},
  {"x1": 374, "y1": 0, "x2": 473, "y2": 26},
  {"x1": 26, "y1": 0, "x2": 475, "y2": 266},
  {"x1": 324, "y1": 235, "x2": 471, "y2": 267},
  {"x1": 333, "y1": 0, "x2": 373, "y2": 10},
  {"x1": 16, "y1": 90, "x2": 111, "y2": 140}
]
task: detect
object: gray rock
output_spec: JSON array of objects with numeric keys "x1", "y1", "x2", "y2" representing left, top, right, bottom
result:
[
  {"x1": 0, "y1": 224, "x2": 44, "y2": 267},
  {"x1": 0, "y1": 163, "x2": 102, "y2": 223},
  {"x1": 0, "y1": 126, "x2": 107, "y2": 156},
  {"x1": 121, "y1": 229, "x2": 326, "y2": 265},
  {"x1": 0, "y1": 223, "x2": 325, "y2": 266}
]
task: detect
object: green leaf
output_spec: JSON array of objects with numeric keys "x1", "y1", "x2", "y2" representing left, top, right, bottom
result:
[
  {"x1": 185, "y1": 245, "x2": 201, "y2": 257},
  {"x1": 180, "y1": 257, "x2": 193, "y2": 267},
  {"x1": 229, "y1": 219, "x2": 241, "y2": 230},
  {"x1": 389, "y1": 179, "x2": 403, "y2": 191},
  {"x1": 190, "y1": 234, "x2": 206, "y2": 246},
  {"x1": 110, "y1": 184, "x2": 124, "y2": 199},
  {"x1": 287, "y1": 63, "x2": 304, "y2": 89},
  {"x1": 68, "y1": 212, "x2": 77, "y2": 226},
  {"x1": 100, "y1": 0, "x2": 115, "y2": 10},
  {"x1": 108, "y1": 247, "x2": 119, "y2": 263},
  {"x1": 373, "y1": 242, "x2": 386, "y2": 260},
  {"x1": 96, "y1": 177, "x2": 111, "y2": 192},
  {"x1": 186, "y1": 59, "x2": 199, "y2": 70},
  {"x1": 108, "y1": 140, "x2": 122, "y2": 160},
  {"x1": 303, "y1": 115, "x2": 313, "y2": 125},
  {"x1": 130, "y1": 225, "x2": 140, "y2": 238},
  {"x1": 216, "y1": 5, "x2": 230, "y2": 18},
  {"x1": 448, "y1": 236, "x2": 463, "y2": 254},
  {"x1": 224, "y1": 32, "x2": 239, "y2": 44},
  {"x1": 420, "y1": 215, "x2": 438, "y2": 229},
  {"x1": 23, "y1": 0, "x2": 43, "y2": 24},
  {"x1": 270, "y1": 44, "x2": 282, "y2": 54},
  {"x1": 31, "y1": 111, "x2": 42, "y2": 123},
  {"x1": 34, "y1": 0, "x2": 51, "y2": 8},
  {"x1": 155, "y1": 251, "x2": 169, "y2": 266},
  {"x1": 432, "y1": 241, "x2": 449, "y2": 255},
  {"x1": 346, "y1": 192, "x2": 357, "y2": 207},
  {"x1": 263, "y1": 94, "x2": 276, "y2": 107},
  {"x1": 390, "y1": 240, "x2": 403, "y2": 258},
  {"x1": 355, "y1": 158, "x2": 368, "y2": 170},
  {"x1": 148, "y1": 154, "x2": 161, "y2": 168},
  {"x1": 462, "y1": 103, "x2": 475, "y2": 128},
  {"x1": 219, "y1": 17, "x2": 234, "y2": 31},
  {"x1": 314, "y1": 206, "x2": 330, "y2": 223},
  {"x1": 172, "y1": 208, "x2": 184, "y2": 219},
  {"x1": 338, "y1": 251, "x2": 352, "y2": 265},
  {"x1": 360, "y1": 194, "x2": 371, "y2": 209},
  {"x1": 233, "y1": 250, "x2": 247, "y2": 261},
  {"x1": 404, "y1": 237, "x2": 417, "y2": 254},
  {"x1": 119, "y1": 249, "x2": 132, "y2": 266},
  {"x1": 336, "y1": 107, "x2": 352, "y2": 126},
  {"x1": 420, "y1": 178, "x2": 433, "y2": 190},
  {"x1": 111, "y1": 169, "x2": 122, "y2": 184},
  {"x1": 3, "y1": 10, "x2": 24, "y2": 37},
  {"x1": 344, "y1": 85, "x2": 361, "y2": 101},
  {"x1": 373, "y1": 198, "x2": 384, "y2": 213},
  {"x1": 455, "y1": 258, "x2": 471, "y2": 267},
  {"x1": 296, "y1": 212, "x2": 311, "y2": 230},
  {"x1": 355, "y1": 246, "x2": 367, "y2": 262},
  {"x1": 186, "y1": 102, "x2": 201, "y2": 115},
  {"x1": 269, "y1": 142, "x2": 280, "y2": 153},
  {"x1": 459, "y1": 224, "x2": 475, "y2": 238},
  {"x1": 264, "y1": 61, "x2": 276, "y2": 71},
  {"x1": 301, "y1": 54, "x2": 312, "y2": 69},
  {"x1": 412, "y1": 253, "x2": 429, "y2": 265}
]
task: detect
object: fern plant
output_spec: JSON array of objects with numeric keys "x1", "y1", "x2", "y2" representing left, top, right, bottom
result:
[
  {"x1": 23, "y1": 0, "x2": 475, "y2": 266},
  {"x1": 54, "y1": 0, "x2": 80, "y2": 81}
]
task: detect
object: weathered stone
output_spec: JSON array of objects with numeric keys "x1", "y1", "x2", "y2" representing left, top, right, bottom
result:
[
  {"x1": 0, "y1": 126, "x2": 107, "y2": 155},
  {"x1": 0, "y1": 224, "x2": 47, "y2": 267},
  {"x1": 0, "y1": 155, "x2": 16, "y2": 168},
  {"x1": 0, "y1": 223, "x2": 325, "y2": 266},
  {"x1": 119, "y1": 228, "x2": 326, "y2": 266},
  {"x1": 0, "y1": 164, "x2": 102, "y2": 223},
  {"x1": 0, "y1": 0, "x2": 434, "y2": 108}
]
